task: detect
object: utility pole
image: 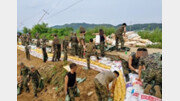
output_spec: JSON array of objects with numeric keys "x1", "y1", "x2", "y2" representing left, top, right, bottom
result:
[{"x1": 37, "y1": 9, "x2": 49, "y2": 24}]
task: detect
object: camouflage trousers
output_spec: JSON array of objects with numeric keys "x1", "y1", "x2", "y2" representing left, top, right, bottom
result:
[
  {"x1": 142, "y1": 68, "x2": 162, "y2": 91},
  {"x1": 57, "y1": 44, "x2": 61, "y2": 61},
  {"x1": 63, "y1": 49, "x2": 68, "y2": 61},
  {"x1": 78, "y1": 44, "x2": 84, "y2": 58},
  {"x1": 32, "y1": 80, "x2": 39, "y2": 96},
  {"x1": 100, "y1": 42, "x2": 105, "y2": 57},
  {"x1": 94, "y1": 78, "x2": 108, "y2": 101},
  {"x1": 67, "y1": 86, "x2": 79, "y2": 101},
  {"x1": 26, "y1": 51, "x2": 30, "y2": 60},
  {"x1": 71, "y1": 43, "x2": 78, "y2": 56},
  {"x1": 52, "y1": 50, "x2": 58, "y2": 61},
  {"x1": 20, "y1": 76, "x2": 29, "y2": 91},
  {"x1": 115, "y1": 35, "x2": 124, "y2": 49},
  {"x1": 36, "y1": 40, "x2": 40, "y2": 47},
  {"x1": 86, "y1": 52, "x2": 99, "y2": 69},
  {"x1": 43, "y1": 52, "x2": 48, "y2": 62}
]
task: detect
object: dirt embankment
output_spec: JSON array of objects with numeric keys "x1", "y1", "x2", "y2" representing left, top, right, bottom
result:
[{"x1": 17, "y1": 50, "x2": 99, "y2": 101}]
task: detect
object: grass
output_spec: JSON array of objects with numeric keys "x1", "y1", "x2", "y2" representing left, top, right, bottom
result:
[{"x1": 137, "y1": 28, "x2": 162, "y2": 49}]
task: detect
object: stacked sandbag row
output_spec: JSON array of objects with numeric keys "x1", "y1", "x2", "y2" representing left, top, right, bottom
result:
[{"x1": 93, "y1": 31, "x2": 154, "y2": 47}]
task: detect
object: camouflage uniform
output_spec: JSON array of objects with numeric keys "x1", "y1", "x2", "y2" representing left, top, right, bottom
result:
[
  {"x1": 29, "y1": 70, "x2": 41, "y2": 96},
  {"x1": 67, "y1": 86, "x2": 80, "y2": 101},
  {"x1": 139, "y1": 53, "x2": 162, "y2": 93},
  {"x1": 57, "y1": 42, "x2": 61, "y2": 61},
  {"x1": 20, "y1": 66, "x2": 30, "y2": 92},
  {"x1": 52, "y1": 37, "x2": 60, "y2": 61},
  {"x1": 25, "y1": 44, "x2": 30, "y2": 60},
  {"x1": 36, "y1": 34, "x2": 40, "y2": 47},
  {"x1": 22, "y1": 35, "x2": 27, "y2": 46},
  {"x1": 42, "y1": 44, "x2": 48, "y2": 62},
  {"x1": 86, "y1": 42, "x2": 99, "y2": 69},
  {"x1": 70, "y1": 35, "x2": 78, "y2": 56},
  {"x1": 115, "y1": 26, "x2": 125, "y2": 49},
  {"x1": 99, "y1": 34, "x2": 105, "y2": 57},
  {"x1": 26, "y1": 33, "x2": 31, "y2": 45},
  {"x1": 42, "y1": 36, "x2": 48, "y2": 44},
  {"x1": 63, "y1": 37, "x2": 69, "y2": 61},
  {"x1": 78, "y1": 35, "x2": 84, "y2": 58},
  {"x1": 94, "y1": 78, "x2": 108, "y2": 101}
]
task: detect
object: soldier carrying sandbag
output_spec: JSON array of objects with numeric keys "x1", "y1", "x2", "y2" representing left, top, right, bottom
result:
[
  {"x1": 115, "y1": 23, "x2": 127, "y2": 50},
  {"x1": 94, "y1": 71, "x2": 119, "y2": 101}
]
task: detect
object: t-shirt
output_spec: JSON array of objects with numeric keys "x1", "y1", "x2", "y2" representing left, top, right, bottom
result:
[
  {"x1": 95, "y1": 71, "x2": 116, "y2": 87},
  {"x1": 100, "y1": 34, "x2": 105, "y2": 42},
  {"x1": 130, "y1": 52, "x2": 140, "y2": 69},
  {"x1": 67, "y1": 72, "x2": 76, "y2": 87}
]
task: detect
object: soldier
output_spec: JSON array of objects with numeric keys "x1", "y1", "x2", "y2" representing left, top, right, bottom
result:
[
  {"x1": 21, "y1": 34, "x2": 27, "y2": 46},
  {"x1": 79, "y1": 26, "x2": 86, "y2": 43},
  {"x1": 62, "y1": 35, "x2": 69, "y2": 61},
  {"x1": 85, "y1": 39, "x2": 99, "y2": 69},
  {"x1": 122, "y1": 48, "x2": 144, "y2": 81},
  {"x1": 94, "y1": 71, "x2": 119, "y2": 101},
  {"x1": 36, "y1": 33, "x2": 40, "y2": 48},
  {"x1": 70, "y1": 33, "x2": 78, "y2": 56},
  {"x1": 29, "y1": 66, "x2": 41, "y2": 98},
  {"x1": 52, "y1": 34, "x2": 59, "y2": 62},
  {"x1": 99, "y1": 29, "x2": 106, "y2": 57},
  {"x1": 19, "y1": 62, "x2": 30, "y2": 93},
  {"x1": 57, "y1": 39, "x2": 61, "y2": 61},
  {"x1": 25, "y1": 43, "x2": 31, "y2": 60},
  {"x1": 41, "y1": 36, "x2": 48, "y2": 45},
  {"x1": 64, "y1": 63, "x2": 78, "y2": 101},
  {"x1": 115, "y1": 23, "x2": 127, "y2": 50},
  {"x1": 138, "y1": 52, "x2": 162, "y2": 98},
  {"x1": 27, "y1": 32, "x2": 32, "y2": 44},
  {"x1": 78, "y1": 30, "x2": 85, "y2": 58},
  {"x1": 42, "y1": 43, "x2": 48, "y2": 63}
]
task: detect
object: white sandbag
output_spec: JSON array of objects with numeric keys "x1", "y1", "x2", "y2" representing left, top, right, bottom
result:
[
  {"x1": 136, "y1": 43, "x2": 146, "y2": 47},
  {"x1": 95, "y1": 35, "x2": 100, "y2": 44},
  {"x1": 127, "y1": 33, "x2": 139, "y2": 39},
  {"x1": 125, "y1": 41, "x2": 137, "y2": 46},
  {"x1": 138, "y1": 94, "x2": 162, "y2": 101},
  {"x1": 90, "y1": 56, "x2": 97, "y2": 61}
]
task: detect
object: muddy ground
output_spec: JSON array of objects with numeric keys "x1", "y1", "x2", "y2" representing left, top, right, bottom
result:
[{"x1": 17, "y1": 50, "x2": 99, "y2": 101}]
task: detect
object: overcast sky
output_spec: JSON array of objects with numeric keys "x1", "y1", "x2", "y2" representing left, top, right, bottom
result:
[{"x1": 17, "y1": 0, "x2": 162, "y2": 30}]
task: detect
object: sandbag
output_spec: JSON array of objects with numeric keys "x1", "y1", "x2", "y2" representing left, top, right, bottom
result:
[
  {"x1": 113, "y1": 71, "x2": 126, "y2": 101},
  {"x1": 65, "y1": 95, "x2": 70, "y2": 101}
]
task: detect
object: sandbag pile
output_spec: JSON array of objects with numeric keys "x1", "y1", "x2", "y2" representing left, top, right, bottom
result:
[{"x1": 93, "y1": 31, "x2": 154, "y2": 47}]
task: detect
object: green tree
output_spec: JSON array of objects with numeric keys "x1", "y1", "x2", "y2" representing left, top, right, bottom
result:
[
  {"x1": 22, "y1": 27, "x2": 30, "y2": 33},
  {"x1": 31, "y1": 23, "x2": 48, "y2": 34}
]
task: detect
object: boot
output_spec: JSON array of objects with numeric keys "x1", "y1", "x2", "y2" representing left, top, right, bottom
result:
[
  {"x1": 26, "y1": 87, "x2": 30, "y2": 93},
  {"x1": 144, "y1": 84, "x2": 152, "y2": 94},
  {"x1": 154, "y1": 85, "x2": 162, "y2": 98},
  {"x1": 34, "y1": 94, "x2": 38, "y2": 98}
]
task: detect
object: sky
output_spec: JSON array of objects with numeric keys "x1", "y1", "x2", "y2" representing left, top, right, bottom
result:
[{"x1": 17, "y1": 0, "x2": 162, "y2": 30}]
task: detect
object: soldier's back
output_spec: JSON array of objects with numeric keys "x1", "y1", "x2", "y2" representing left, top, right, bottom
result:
[
  {"x1": 140, "y1": 53, "x2": 162, "y2": 69},
  {"x1": 116, "y1": 26, "x2": 124, "y2": 36},
  {"x1": 86, "y1": 43, "x2": 95, "y2": 53}
]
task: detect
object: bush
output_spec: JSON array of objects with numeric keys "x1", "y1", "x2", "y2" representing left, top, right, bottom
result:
[{"x1": 138, "y1": 28, "x2": 162, "y2": 43}]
